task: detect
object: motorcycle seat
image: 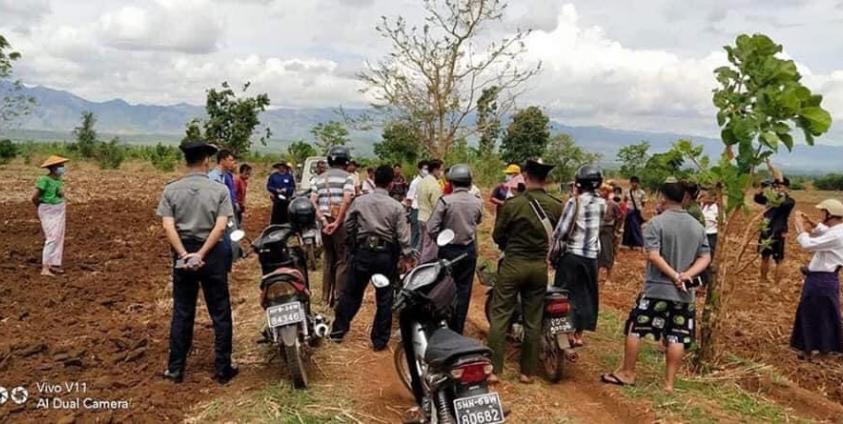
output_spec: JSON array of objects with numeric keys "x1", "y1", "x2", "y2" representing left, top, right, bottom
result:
[{"x1": 424, "y1": 328, "x2": 492, "y2": 368}]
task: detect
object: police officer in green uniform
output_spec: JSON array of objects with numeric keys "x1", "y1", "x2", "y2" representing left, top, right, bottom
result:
[
  {"x1": 488, "y1": 159, "x2": 563, "y2": 384},
  {"x1": 157, "y1": 140, "x2": 238, "y2": 384},
  {"x1": 330, "y1": 165, "x2": 414, "y2": 351},
  {"x1": 426, "y1": 163, "x2": 482, "y2": 334}
]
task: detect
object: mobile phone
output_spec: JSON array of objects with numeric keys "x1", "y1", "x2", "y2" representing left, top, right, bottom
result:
[{"x1": 685, "y1": 276, "x2": 704, "y2": 289}]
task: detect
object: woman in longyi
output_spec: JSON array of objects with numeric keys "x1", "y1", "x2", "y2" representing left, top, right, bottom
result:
[{"x1": 31, "y1": 155, "x2": 69, "y2": 277}]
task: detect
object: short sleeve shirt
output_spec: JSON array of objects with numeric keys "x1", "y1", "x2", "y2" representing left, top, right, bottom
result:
[
  {"x1": 314, "y1": 168, "x2": 355, "y2": 216},
  {"x1": 643, "y1": 209, "x2": 710, "y2": 303},
  {"x1": 36, "y1": 175, "x2": 64, "y2": 205},
  {"x1": 156, "y1": 173, "x2": 234, "y2": 240}
]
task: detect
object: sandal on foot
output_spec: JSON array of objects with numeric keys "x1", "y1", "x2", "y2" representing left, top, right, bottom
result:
[{"x1": 601, "y1": 373, "x2": 633, "y2": 387}]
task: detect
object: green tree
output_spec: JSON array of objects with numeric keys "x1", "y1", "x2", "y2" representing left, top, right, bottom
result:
[
  {"x1": 96, "y1": 136, "x2": 126, "y2": 169},
  {"x1": 0, "y1": 138, "x2": 16, "y2": 164},
  {"x1": 374, "y1": 121, "x2": 422, "y2": 165},
  {"x1": 286, "y1": 140, "x2": 317, "y2": 166},
  {"x1": 544, "y1": 134, "x2": 601, "y2": 183},
  {"x1": 182, "y1": 119, "x2": 204, "y2": 144},
  {"x1": 0, "y1": 35, "x2": 35, "y2": 133},
  {"x1": 476, "y1": 86, "x2": 501, "y2": 155},
  {"x1": 694, "y1": 33, "x2": 832, "y2": 368},
  {"x1": 73, "y1": 111, "x2": 98, "y2": 158},
  {"x1": 310, "y1": 120, "x2": 350, "y2": 153},
  {"x1": 616, "y1": 141, "x2": 650, "y2": 178},
  {"x1": 200, "y1": 82, "x2": 271, "y2": 154},
  {"x1": 500, "y1": 106, "x2": 550, "y2": 164}
]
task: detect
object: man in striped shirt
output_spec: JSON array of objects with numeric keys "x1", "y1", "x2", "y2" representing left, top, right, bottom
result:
[
  {"x1": 552, "y1": 165, "x2": 606, "y2": 347},
  {"x1": 311, "y1": 146, "x2": 355, "y2": 306}
]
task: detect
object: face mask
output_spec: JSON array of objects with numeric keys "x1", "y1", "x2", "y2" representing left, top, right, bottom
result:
[
  {"x1": 54, "y1": 166, "x2": 66, "y2": 177},
  {"x1": 505, "y1": 175, "x2": 513, "y2": 182},
  {"x1": 420, "y1": 169, "x2": 429, "y2": 177}
]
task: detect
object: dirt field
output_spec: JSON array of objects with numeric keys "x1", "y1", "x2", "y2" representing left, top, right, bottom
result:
[{"x1": 1, "y1": 161, "x2": 842, "y2": 423}]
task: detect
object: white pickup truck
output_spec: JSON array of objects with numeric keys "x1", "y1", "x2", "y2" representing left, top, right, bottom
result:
[{"x1": 296, "y1": 156, "x2": 326, "y2": 196}]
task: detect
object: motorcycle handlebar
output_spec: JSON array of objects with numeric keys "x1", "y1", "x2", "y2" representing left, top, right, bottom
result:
[{"x1": 443, "y1": 253, "x2": 469, "y2": 268}]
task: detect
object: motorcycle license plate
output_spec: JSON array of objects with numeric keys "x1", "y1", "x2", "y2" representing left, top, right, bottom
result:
[
  {"x1": 453, "y1": 393, "x2": 505, "y2": 424},
  {"x1": 549, "y1": 317, "x2": 572, "y2": 334},
  {"x1": 266, "y1": 302, "x2": 305, "y2": 328}
]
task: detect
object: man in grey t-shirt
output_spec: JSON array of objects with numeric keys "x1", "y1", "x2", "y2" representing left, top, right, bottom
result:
[{"x1": 602, "y1": 179, "x2": 710, "y2": 393}]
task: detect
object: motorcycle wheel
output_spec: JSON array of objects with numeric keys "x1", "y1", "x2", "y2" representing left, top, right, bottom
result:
[
  {"x1": 542, "y1": 334, "x2": 565, "y2": 383},
  {"x1": 282, "y1": 340, "x2": 309, "y2": 389},
  {"x1": 393, "y1": 343, "x2": 430, "y2": 395}
]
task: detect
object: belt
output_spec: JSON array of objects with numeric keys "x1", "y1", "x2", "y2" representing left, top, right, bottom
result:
[{"x1": 358, "y1": 236, "x2": 395, "y2": 252}]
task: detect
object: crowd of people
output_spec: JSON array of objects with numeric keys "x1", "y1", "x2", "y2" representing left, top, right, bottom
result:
[{"x1": 29, "y1": 143, "x2": 843, "y2": 395}]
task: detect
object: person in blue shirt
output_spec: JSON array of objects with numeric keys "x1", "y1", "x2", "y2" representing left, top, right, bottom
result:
[
  {"x1": 208, "y1": 149, "x2": 240, "y2": 269},
  {"x1": 267, "y1": 162, "x2": 296, "y2": 225}
]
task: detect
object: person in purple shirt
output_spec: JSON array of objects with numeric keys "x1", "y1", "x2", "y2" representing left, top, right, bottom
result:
[{"x1": 267, "y1": 162, "x2": 296, "y2": 225}]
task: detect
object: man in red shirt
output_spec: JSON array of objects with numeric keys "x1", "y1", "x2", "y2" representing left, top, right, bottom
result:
[{"x1": 234, "y1": 163, "x2": 252, "y2": 224}]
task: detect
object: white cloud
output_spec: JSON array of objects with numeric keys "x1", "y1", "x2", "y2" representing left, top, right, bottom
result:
[
  {"x1": 0, "y1": 0, "x2": 51, "y2": 33},
  {"x1": 98, "y1": 0, "x2": 223, "y2": 54}
]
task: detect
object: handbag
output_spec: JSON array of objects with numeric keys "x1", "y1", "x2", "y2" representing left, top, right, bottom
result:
[{"x1": 546, "y1": 195, "x2": 579, "y2": 265}]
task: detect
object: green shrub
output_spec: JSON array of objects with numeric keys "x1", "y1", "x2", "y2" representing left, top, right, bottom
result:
[
  {"x1": 814, "y1": 174, "x2": 843, "y2": 191},
  {"x1": 96, "y1": 137, "x2": 126, "y2": 169},
  {"x1": 148, "y1": 143, "x2": 180, "y2": 172},
  {"x1": 0, "y1": 139, "x2": 17, "y2": 164}
]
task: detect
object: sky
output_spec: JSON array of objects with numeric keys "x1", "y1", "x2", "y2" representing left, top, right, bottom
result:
[{"x1": 3, "y1": 0, "x2": 843, "y2": 142}]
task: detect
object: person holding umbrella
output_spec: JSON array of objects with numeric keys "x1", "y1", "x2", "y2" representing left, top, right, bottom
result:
[{"x1": 32, "y1": 155, "x2": 69, "y2": 277}]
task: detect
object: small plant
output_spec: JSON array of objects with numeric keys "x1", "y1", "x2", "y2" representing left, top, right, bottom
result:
[
  {"x1": 0, "y1": 138, "x2": 17, "y2": 164},
  {"x1": 96, "y1": 137, "x2": 126, "y2": 169},
  {"x1": 149, "y1": 143, "x2": 180, "y2": 172}
]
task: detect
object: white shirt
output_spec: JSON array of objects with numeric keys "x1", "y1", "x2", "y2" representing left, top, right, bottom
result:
[
  {"x1": 797, "y1": 223, "x2": 843, "y2": 272},
  {"x1": 406, "y1": 174, "x2": 423, "y2": 209},
  {"x1": 702, "y1": 203, "x2": 719, "y2": 235},
  {"x1": 362, "y1": 178, "x2": 376, "y2": 194}
]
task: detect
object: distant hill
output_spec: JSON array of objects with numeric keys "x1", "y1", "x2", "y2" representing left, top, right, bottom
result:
[{"x1": 2, "y1": 82, "x2": 841, "y2": 173}]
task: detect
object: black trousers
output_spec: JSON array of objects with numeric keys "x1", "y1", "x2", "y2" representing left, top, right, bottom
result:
[
  {"x1": 168, "y1": 239, "x2": 233, "y2": 374},
  {"x1": 331, "y1": 247, "x2": 397, "y2": 347},
  {"x1": 270, "y1": 198, "x2": 290, "y2": 225},
  {"x1": 439, "y1": 243, "x2": 477, "y2": 334},
  {"x1": 554, "y1": 253, "x2": 599, "y2": 332}
]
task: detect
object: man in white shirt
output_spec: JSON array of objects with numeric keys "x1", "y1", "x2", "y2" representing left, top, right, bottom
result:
[
  {"x1": 790, "y1": 199, "x2": 843, "y2": 359},
  {"x1": 404, "y1": 160, "x2": 428, "y2": 250}
]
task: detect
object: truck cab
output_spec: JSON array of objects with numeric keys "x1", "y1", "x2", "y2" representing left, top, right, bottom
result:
[{"x1": 297, "y1": 156, "x2": 327, "y2": 196}]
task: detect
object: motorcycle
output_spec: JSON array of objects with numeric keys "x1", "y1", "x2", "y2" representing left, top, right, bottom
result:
[
  {"x1": 384, "y1": 230, "x2": 505, "y2": 424},
  {"x1": 231, "y1": 226, "x2": 329, "y2": 389},
  {"x1": 478, "y1": 262, "x2": 575, "y2": 382},
  {"x1": 297, "y1": 219, "x2": 321, "y2": 271}
]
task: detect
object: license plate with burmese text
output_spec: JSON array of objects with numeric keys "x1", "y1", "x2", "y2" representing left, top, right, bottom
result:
[
  {"x1": 266, "y1": 302, "x2": 305, "y2": 328},
  {"x1": 549, "y1": 317, "x2": 572, "y2": 334},
  {"x1": 453, "y1": 392, "x2": 505, "y2": 424}
]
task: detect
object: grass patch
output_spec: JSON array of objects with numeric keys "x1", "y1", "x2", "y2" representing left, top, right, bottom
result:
[{"x1": 594, "y1": 310, "x2": 815, "y2": 424}]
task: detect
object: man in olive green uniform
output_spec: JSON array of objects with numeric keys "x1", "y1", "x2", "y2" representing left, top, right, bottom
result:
[
  {"x1": 488, "y1": 159, "x2": 563, "y2": 384},
  {"x1": 157, "y1": 140, "x2": 238, "y2": 385}
]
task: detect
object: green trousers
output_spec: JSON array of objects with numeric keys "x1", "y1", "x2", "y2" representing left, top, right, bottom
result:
[{"x1": 487, "y1": 256, "x2": 547, "y2": 376}]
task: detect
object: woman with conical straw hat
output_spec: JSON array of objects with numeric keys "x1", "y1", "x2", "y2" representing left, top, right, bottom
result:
[{"x1": 31, "y1": 155, "x2": 69, "y2": 277}]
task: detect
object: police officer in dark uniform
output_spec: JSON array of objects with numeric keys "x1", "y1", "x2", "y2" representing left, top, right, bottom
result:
[
  {"x1": 330, "y1": 165, "x2": 414, "y2": 351},
  {"x1": 488, "y1": 159, "x2": 563, "y2": 384},
  {"x1": 426, "y1": 164, "x2": 482, "y2": 334},
  {"x1": 157, "y1": 140, "x2": 238, "y2": 384}
]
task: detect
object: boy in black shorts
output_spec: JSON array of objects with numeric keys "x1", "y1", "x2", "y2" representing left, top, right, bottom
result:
[
  {"x1": 601, "y1": 179, "x2": 711, "y2": 392},
  {"x1": 754, "y1": 178, "x2": 795, "y2": 284}
]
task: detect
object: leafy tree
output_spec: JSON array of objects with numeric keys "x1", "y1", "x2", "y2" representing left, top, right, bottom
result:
[
  {"x1": 544, "y1": 134, "x2": 601, "y2": 183},
  {"x1": 359, "y1": 0, "x2": 539, "y2": 157},
  {"x1": 813, "y1": 174, "x2": 843, "y2": 191},
  {"x1": 149, "y1": 143, "x2": 180, "y2": 171},
  {"x1": 0, "y1": 35, "x2": 35, "y2": 133},
  {"x1": 374, "y1": 121, "x2": 422, "y2": 165},
  {"x1": 693, "y1": 34, "x2": 832, "y2": 368},
  {"x1": 73, "y1": 111, "x2": 98, "y2": 158},
  {"x1": 310, "y1": 120, "x2": 350, "y2": 153},
  {"x1": 199, "y1": 82, "x2": 271, "y2": 154},
  {"x1": 476, "y1": 86, "x2": 501, "y2": 155},
  {"x1": 616, "y1": 141, "x2": 650, "y2": 178},
  {"x1": 287, "y1": 140, "x2": 317, "y2": 166},
  {"x1": 96, "y1": 136, "x2": 126, "y2": 169},
  {"x1": 500, "y1": 106, "x2": 550, "y2": 164}
]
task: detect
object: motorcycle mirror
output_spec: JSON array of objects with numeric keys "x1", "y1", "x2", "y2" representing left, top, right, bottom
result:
[
  {"x1": 230, "y1": 229, "x2": 246, "y2": 242},
  {"x1": 371, "y1": 274, "x2": 390, "y2": 289},
  {"x1": 436, "y1": 229, "x2": 455, "y2": 247}
]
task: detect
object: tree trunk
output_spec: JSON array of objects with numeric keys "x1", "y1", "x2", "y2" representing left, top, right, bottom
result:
[{"x1": 695, "y1": 258, "x2": 722, "y2": 371}]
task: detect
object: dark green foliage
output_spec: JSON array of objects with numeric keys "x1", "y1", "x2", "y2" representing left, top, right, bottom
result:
[
  {"x1": 286, "y1": 140, "x2": 317, "y2": 166},
  {"x1": 0, "y1": 138, "x2": 16, "y2": 163},
  {"x1": 500, "y1": 106, "x2": 550, "y2": 164},
  {"x1": 374, "y1": 121, "x2": 422, "y2": 165},
  {"x1": 73, "y1": 111, "x2": 98, "y2": 158},
  {"x1": 616, "y1": 141, "x2": 650, "y2": 179},
  {"x1": 96, "y1": 137, "x2": 126, "y2": 169},
  {"x1": 190, "y1": 82, "x2": 271, "y2": 155},
  {"x1": 813, "y1": 174, "x2": 843, "y2": 191},
  {"x1": 476, "y1": 86, "x2": 501, "y2": 155},
  {"x1": 544, "y1": 133, "x2": 601, "y2": 183}
]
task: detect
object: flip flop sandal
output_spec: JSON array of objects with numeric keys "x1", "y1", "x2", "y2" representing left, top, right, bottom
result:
[{"x1": 600, "y1": 373, "x2": 633, "y2": 387}]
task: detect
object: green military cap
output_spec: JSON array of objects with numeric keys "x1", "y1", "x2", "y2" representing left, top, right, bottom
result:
[{"x1": 179, "y1": 140, "x2": 218, "y2": 156}]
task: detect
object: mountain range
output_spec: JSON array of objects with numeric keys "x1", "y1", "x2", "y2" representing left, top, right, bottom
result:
[{"x1": 2, "y1": 82, "x2": 841, "y2": 173}]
